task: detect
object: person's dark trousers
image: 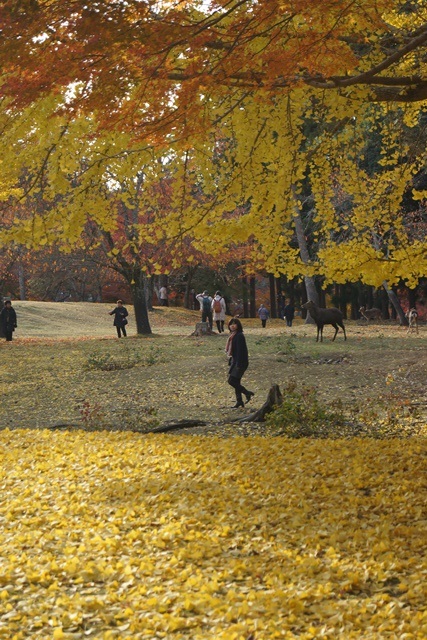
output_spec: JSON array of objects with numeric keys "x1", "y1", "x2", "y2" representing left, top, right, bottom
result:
[
  {"x1": 116, "y1": 326, "x2": 127, "y2": 338},
  {"x1": 202, "y1": 311, "x2": 213, "y2": 330},
  {"x1": 228, "y1": 371, "x2": 249, "y2": 404},
  {"x1": 216, "y1": 320, "x2": 222, "y2": 333},
  {"x1": 221, "y1": 320, "x2": 224, "y2": 332},
  {"x1": 261, "y1": 319, "x2": 267, "y2": 328},
  {"x1": 5, "y1": 331, "x2": 13, "y2": 341},
  {"x1": 286, "y1": 319, "x2": 292, "y2": 327}
]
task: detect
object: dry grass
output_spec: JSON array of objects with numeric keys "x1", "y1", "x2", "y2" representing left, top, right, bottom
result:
[
  {"x1": 10, "y1": 300, "x2": 197, "y2": 338},
  {"x1": 1, "y1": 303, "x2": 425, "y2": 640},
  {"x1": 1, "y1": 301, "x2": 426, "y2": 433}
]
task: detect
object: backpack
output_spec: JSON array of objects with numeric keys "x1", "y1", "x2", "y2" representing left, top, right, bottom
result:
[
  {"x1": 213, "y1": 298, "x2": 222, "y2": 313},
  {"x1": 202, "y1": 296, "x2": 211, "y2": 313}
]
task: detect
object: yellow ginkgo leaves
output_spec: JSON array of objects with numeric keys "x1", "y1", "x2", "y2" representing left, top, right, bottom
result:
[{"x1": 0, "y1": 430, "x2": 426, "y2": 639}]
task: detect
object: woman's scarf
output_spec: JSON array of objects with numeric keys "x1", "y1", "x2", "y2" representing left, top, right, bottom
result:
[{"x1": 225, "y1": 330, "x2": 237, "y2": 357}]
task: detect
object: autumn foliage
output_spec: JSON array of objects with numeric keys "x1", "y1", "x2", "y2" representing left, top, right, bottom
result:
[
  {"x1": 1, "y1": 2, "x2": 427, "y2": 325},
  {"x1": 2, "y1": 0, "x2": 427, "y2": 123},
  {"x1": 0, "y1": 430, "x2": 426, "y2": 638}
]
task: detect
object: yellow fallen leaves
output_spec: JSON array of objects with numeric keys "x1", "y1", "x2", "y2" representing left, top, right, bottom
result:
[{"x1": 0, "y1": 430, "x2": 426, "y2": 639}]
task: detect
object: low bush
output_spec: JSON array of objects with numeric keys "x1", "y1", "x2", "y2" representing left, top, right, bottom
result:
[
  {"x1": 85, "y1": 345, "x2": 163, "y2": 371},
  {"x1": 266, "y1": 381, "x2": 424, "y2": 439},
  {"x1": 266, "y1": 380, "x2": 346, "y2": 438}
]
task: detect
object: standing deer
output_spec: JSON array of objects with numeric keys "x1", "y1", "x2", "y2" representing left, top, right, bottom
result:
[
  {"x1": 359, "y1": 306, "x2": 383, "y2": 322},
  {"x1": 406, "y1": 308, "x2": 418, "y2": 334},
  {"x1": 301, "y1": 300, "x2": 346, "y2": 342}
]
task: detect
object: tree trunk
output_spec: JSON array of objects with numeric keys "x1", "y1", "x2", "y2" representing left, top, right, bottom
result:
[
  {"x1": 370, "y1": 234, "x2": 406, "y2": 324},
  {"x1": 382, "y1": 281, "x2": 407, "y2": 325},
  {"x1": 389, "y1": 287, "x2": 396, "y2": 320},
  {"x1": 293, "y1": 208, "x2": 317, "y2": 322},
  {"x1": 276, "y1": 277, "x2": 284, "y2": 319},
  {"x1": 367, "y1": 285, "x2": 375, "y2": 309},
  {"x1": 144, "y1": 275, "x2": 154, "y2": 311},
  {"x1": 333, "y1": 283, "x2": 347, "y2": 318},
  {"x1": 407, "y1": 286, "x2": 417, "y2": 310},
  {"x1": 249, "y1": 277, "x2": 256, "y2": 317},
  {"x1": 18, "y1": 263, "x2": 26, "y2": 301},
  {"x1": 377, "y1": 286, "x2": 389, "y2": 319},
  {"x1": 242, "y1": 276, "x2": 249, "y2": 318},
  {"x1": 350, "y1": 283, "x2": 359, "y2": 320},
  {"x1": 130, "y1": 277, "x2": 152, "y2": 335},
  {"x1": 269, "y1": 274, "x2": 277, "y2": 318},
  {"x1": 184, "y1": 265, "x2": 197, "y2": 309},
  {"x1": 239, "y1": 384, "x2": 283, "y2": 423}
]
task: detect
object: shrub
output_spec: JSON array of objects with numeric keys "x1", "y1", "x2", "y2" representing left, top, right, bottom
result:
[
  {"x1": 266, "y1": 381, "x2": 346, "y2": 438},
  {"x1": 266, "y1": 381, "x2": 425, "y2": 439},
  {"x1": 254, "y1": 334, "x2": 297, "y2": 355},
  {"x1": 85, "y1": 345, "x2": 163, "y2": 371},
  {"x1": 78, "y1": 400, "x2": 109, "y2": 430}
]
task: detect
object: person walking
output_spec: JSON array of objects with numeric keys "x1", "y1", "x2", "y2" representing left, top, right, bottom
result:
[
  {"x1": 109, "y1": 299, "x2": 129, "y2": 338},
  {"x1": 225, "y1": 317, "x2": 254, "y2": 408},
  {"x1": 196, "y1": 290, "x2": 213, "y2": 330},
  {"x1": 211, "y1": 290, "x2": 226, "y2": 333},
  {"x1": 258, "y1": 303, "x2": 269, "y2": 328},
  {"x1": 0, "y1": 299, "x2": 17, "y2": 342},
  {"x1": 159, "y1": 285, "x2": 168, "y2": 307},
  {"x1": 283, "y1": 300, "x2": 295, "y2": 327}
]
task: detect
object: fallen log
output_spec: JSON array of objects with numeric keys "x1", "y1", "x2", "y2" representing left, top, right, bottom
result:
[
  {"x1": 149, "y1": 385, "x2": 284, "y2": 431},
  {"x1": 43, "y1": 386, "x2": 284, "y2": 434},
  {"x1": 238, "y1": 384, "x2": 283, "y2": 423},
  {"x1": 46, "y1": 422, "x2": 81, "y2": 430},
  {"x1": 149, "y1": 420, "x2": 208, "y2": 433}
]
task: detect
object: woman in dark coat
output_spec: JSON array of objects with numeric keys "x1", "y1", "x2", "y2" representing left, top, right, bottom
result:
[
  {"x1": 109, "y1": 299, "x2": 129, "y2": 338},
  {"x1": 225, "y1": 318, "x2": 254, "y2": 408},
  {"x1": 0, "y1": 300, "x2": 17, "y2": 341},
  {"x1": 284, "y1": 300, "x2": 295, "y2": 327}
]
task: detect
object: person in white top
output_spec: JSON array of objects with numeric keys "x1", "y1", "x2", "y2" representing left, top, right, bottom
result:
[
  {"x1": 159, "y1": 286, "x2": 168, "y2": 306},
  {"x1": 211, "y1": 291, "x2": 226, "y2": 333}
]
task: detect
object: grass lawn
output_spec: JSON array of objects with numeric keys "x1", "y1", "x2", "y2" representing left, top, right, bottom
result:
[
  {"x1": 0, "y1": 302, "x2": 426, "y2": 638},
  {"x1": 1, "y1": 301, "x2": 426, "y2": 432}
]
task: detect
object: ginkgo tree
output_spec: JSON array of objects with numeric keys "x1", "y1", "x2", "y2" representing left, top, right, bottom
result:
[
  {"x1": 0, "y1": 96, "x2": 249, "y2": 333},
  {"x1": 1, "y1": 0, "x2": 427, "y2": 314},
  {"x1": 183, "y1": 88, "x2": 427, "y2": 310}
]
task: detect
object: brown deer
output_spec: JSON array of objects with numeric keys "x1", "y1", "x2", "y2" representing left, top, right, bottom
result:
[
  {"x1": 406, "y1": 308, "x2": 418, "y2": 334},
  {"x1": 359, "y1": 306, "x2": 383, "y2": 322},
  {"x1": 301, "y1": 300, "x2": 346, "y2": 342}
]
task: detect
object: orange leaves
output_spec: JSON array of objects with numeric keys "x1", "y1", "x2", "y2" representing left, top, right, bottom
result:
[{"x1": 0, "y1": 0, "x2": 413, "y2": 140}]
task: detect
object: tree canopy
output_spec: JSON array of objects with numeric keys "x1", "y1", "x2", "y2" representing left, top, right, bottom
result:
[
  {"x1": 1, "y1": 0, "x2": 427, "y2": 332},
  {"x1": 2, "y1": 0, "x2": 427, "y2": 127}
]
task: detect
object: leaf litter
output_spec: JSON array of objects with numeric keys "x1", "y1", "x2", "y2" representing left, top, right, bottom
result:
[{"x1": 0, "y1": 305, "x2": 426, "y2": 637}]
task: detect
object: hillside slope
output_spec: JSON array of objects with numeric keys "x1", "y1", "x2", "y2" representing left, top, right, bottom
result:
[{"x1": 10, "y1": 301, "x2": 202, "y2": 338}]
